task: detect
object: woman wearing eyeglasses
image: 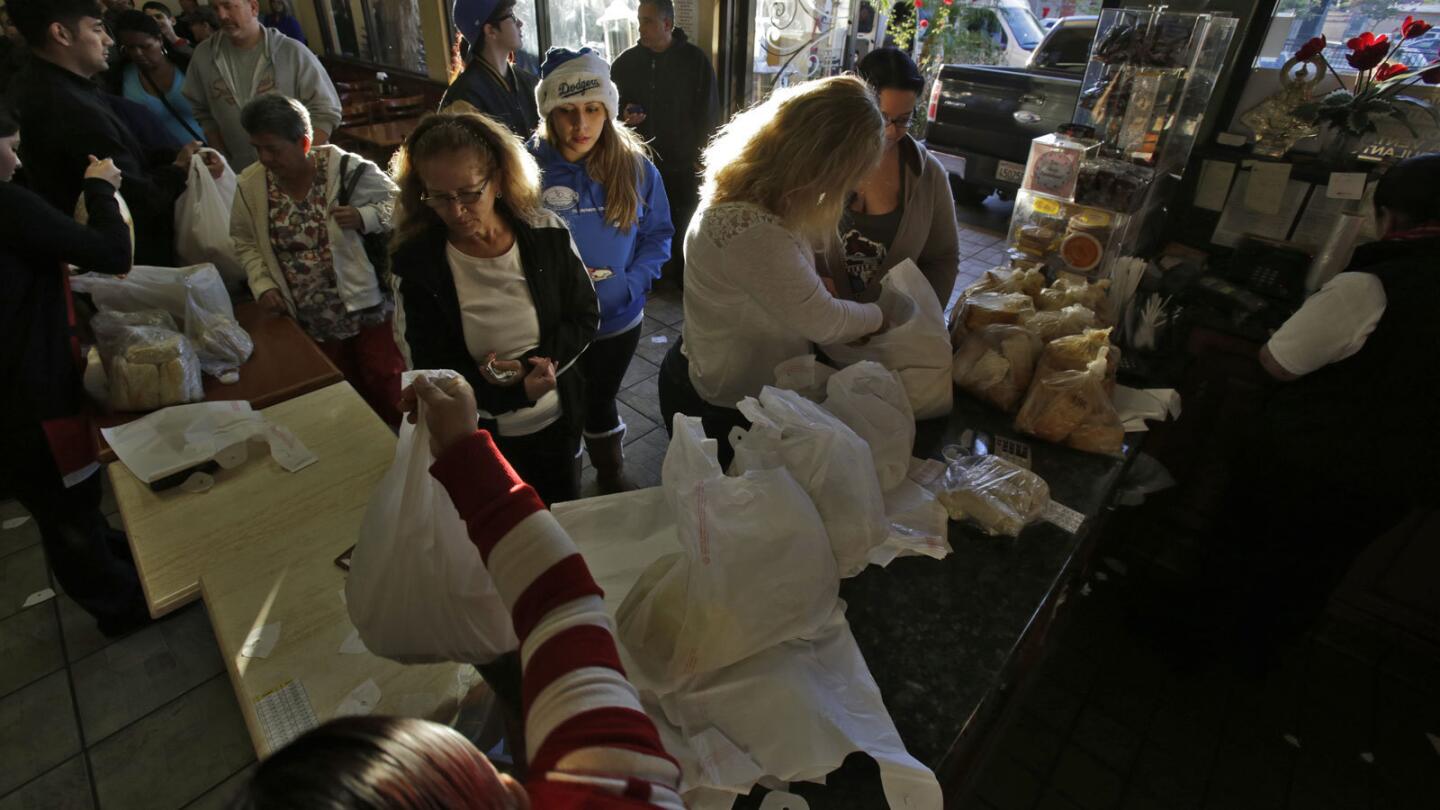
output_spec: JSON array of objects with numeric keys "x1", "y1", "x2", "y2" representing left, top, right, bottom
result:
[
  {"x1": 390, "y1": 111, "x2": 599, "y2": 505},
  {"x1": 816, "y1": 48, "x2": 960, "y2": 306},
  {"x1": 229, "y1": 95, "x2": 407, "y2": 426}
]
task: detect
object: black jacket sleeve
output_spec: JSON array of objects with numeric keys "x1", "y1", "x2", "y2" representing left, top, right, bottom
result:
[
  {"x1": 0, "y1": 180, "x2": 132, "y2": 276},
  {"x1": 394, "y1": 274, "x2": 534, "y2": 416},
  {"x1": 539, "y1": 230, "x2": 600, "y2": 378}
]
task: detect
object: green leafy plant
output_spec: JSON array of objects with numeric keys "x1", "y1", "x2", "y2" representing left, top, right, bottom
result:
[{"x1": 1291, "y1": 19, "x2": 1440, "y2": 137}]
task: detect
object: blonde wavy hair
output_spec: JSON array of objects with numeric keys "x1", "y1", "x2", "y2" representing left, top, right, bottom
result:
[
  {"x1": 390, "y1": 111, "x2": 545, "y2": 248},
  {"x1": 702, "y1": 75, "x2": 884, "y2": 239},
  {"x1": 537, "y1": 112, "x2": 652, "y2": 231}
]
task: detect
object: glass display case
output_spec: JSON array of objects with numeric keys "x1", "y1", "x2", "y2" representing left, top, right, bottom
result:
[{"x1": 1003, "y1": 8, "x2": 1236, "y2": 278}]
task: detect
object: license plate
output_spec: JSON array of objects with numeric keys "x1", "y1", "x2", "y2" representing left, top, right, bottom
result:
[
  {"x1": 933, "y1": 151, "x2": 967, "y2": 180},
  {"x1": 996, "y1": 160, "x2": 1026, "y2": 184}
]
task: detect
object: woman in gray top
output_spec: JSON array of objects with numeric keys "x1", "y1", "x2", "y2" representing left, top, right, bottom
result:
[{"x1": 818, "y1": 48, "x2": 961, "y2": 306}]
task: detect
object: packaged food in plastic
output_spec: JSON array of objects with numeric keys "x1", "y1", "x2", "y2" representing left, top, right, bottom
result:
[
  {"x1": 99, "y1": 324, "x2": 205, "y2": 412},
  {"x1": 958, "y1": 291, "x2": 1036, "y2": 334},
  {"x1": 1037, "y1": 276, "x2": 1111, "y2": 314},
  {"x1": 1030, "y1": 304, "x2": 1100, "y2": 343},
  {"x1": 952, "y1": 324, "x2": 1042, "y2": 412},
  {"x1": 1035, "y1": 328, "x2": 1119, "y2": 392},
  {"x1": 936, "y1": 454, "x2": 1051, "y2": 537},
  {"x1": 1015, "y1": 356, "x2": 1125, "y2": 456},
  {"x1": 966, "y1": 267, "x2": 1046, "y2": 300}
]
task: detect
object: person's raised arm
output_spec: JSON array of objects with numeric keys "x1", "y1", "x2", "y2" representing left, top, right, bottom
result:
[
  {"x1": 731, "y1": 220, "x2": 883, "y2": 345},
  {"x1": 0, "y1": 157, "x2": 131, "y2": 276},
  {"x1": 408, "y1": 376, "x2": 683, "y2": 808}
]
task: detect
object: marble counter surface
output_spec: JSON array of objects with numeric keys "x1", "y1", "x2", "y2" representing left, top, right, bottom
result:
[{"x1": 735, "y1": 394, "x2": 1136, "y2": 808}]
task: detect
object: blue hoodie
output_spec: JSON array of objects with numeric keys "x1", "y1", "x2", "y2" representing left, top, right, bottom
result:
[{"x1": 529, "y1": 137, "x2": 673, "y2": 338}]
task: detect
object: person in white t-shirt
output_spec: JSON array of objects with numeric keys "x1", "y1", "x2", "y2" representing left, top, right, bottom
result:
[{"x1": 1195, "y1": 153, "x2": 1440, "y2": 660}]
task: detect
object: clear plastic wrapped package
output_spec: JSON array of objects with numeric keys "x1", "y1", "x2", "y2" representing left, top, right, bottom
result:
[
  {"x1": 965, "y1": 267, "x2": 1046, "y2": 300},
  {"x1": 91, "y1": 311, "x2": 204, "y2": 412},
  {"x1": 952, "y1": 324, "x2": 1043, "y2": 413},
  {"x1": 1035, "y1": 328, "x2": 1119, "y2": 392},
  {"x1": 1030, "y1": 304, "x2": 1100, "y2": 342},
  {"x1": 956, "y1": 292, "x2": 1036, "y2": 335},
  {"x1": 937, "y1": 454, "x2": 1051, "y2": 537},
  {"x1": 1015, "y1": 356, "x2": 1126, "y2": 456},
  {"x1": 1037, "y1": 276, "x2": 1111, "y2": 314}
]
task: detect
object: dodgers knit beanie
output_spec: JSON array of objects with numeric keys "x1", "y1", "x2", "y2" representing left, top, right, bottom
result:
[{"x1": 535, "y1": 47, "x2": 620, "y2": 122}]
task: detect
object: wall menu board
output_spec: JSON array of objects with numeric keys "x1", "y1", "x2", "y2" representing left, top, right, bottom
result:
[{"x1": 673, "y1": 0, "x2": 698, "y2": 36}]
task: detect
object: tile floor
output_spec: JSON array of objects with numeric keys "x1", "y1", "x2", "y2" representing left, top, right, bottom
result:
[{"x1": 0, "y1": 223, "x2": 1008, "y2": 809}]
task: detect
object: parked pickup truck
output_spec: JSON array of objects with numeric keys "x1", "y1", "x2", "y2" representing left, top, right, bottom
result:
[{"x1": 923, "y1": 16, "x2": 1097, "y2": 205}]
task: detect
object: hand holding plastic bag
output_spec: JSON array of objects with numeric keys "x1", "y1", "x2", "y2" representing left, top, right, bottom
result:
[
  {"x1": 822, "y1": 261, "x2": 953, "y2": 419},
  {"x1": 174, "y1": 149, "x2": 244, "y2": 288},
  {"x1": 346, "y1": 370, "x2": 518, "y2": 664}
]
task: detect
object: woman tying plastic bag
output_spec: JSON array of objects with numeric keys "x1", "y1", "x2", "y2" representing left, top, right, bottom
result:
[
  {"x1": 389, "y1": 111, "x2": 599, "y2": 505},
  {"x1": 657, "y1": 75, "x2": 887, "y2": 467},
  {"x1": 229, "y1": 94, "x2": 407, "y2": 426},
  {"x1": 529, "y1": 47, "x2": 672, "y2": 493}
]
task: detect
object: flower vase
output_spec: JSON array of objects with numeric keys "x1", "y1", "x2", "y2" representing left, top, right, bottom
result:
[{"x1": 1317, "y1": 127, "x2": 1359, "y2": 169}]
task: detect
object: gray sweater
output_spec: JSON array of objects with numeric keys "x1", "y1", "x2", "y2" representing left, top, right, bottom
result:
[
  {"x1": 182, "y1": 28, "x2": 341, "y2": 170},
  {"x1": 817, "y1": 136, "x2": 961, "y2": 306}
]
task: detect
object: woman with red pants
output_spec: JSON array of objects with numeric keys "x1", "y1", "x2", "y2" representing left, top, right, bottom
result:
[{"x1": 230, "y1": 94, "x2": 406, "y2": 425}]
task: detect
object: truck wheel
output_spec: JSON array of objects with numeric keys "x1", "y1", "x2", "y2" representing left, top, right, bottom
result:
[{"x1": 948, "y1": 174, "x2": 992, "y2": 207}]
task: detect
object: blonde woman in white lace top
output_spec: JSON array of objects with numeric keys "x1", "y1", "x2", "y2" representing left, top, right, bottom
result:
[{"x1": 657, "y1": 75, "x2": 887, "y2": 465}]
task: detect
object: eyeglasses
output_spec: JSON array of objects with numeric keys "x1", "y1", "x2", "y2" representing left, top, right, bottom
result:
[
  {"x1": 494, "y1": 12, "x2": 516, "y2": 25},
  {"x1": 885, "y1": 113, "x2": 914, "y2": 129},
  {"x1": 420, "y1": 179, "x2": 490, "y2": 208}
]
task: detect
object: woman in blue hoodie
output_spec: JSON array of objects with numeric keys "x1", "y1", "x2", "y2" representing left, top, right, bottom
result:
[{"x1": 531, "y1": 47, "x2": 672, "y2": 492}]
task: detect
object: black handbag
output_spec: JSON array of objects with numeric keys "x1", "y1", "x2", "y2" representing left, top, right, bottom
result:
[{"x1": 337, "y1": 153, "x2": 392, "y2": 287}]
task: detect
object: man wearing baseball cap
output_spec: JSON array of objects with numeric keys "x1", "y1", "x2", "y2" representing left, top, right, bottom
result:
[{"x1": 442, "y1": 0, "x2": 538, "y2": 137}]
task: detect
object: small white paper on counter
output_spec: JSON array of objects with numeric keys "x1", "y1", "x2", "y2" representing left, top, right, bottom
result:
[
  {"x1": 22, "y1": 588, "x2": 56, "y2": 608},
  {"x1": 2, "y1": 516, "x2": 31, "y2": 530},
  {"x1": 1194, "y1": 160, "x2": 1235, "y2": 211},
  {"x1": 242, "y1": 622, "x2": 281, "y2": 658},
  {"x1": 336, "y1": 678, "x2": 381, "y2": 717},
  {"x1": 255, "y1": 680, "x2": 318, "y2": 752},
  {"x1": 870, "y1": 469, "x2": 951, "y2": 567},
  {"x1": 1113, "y1": 386, "x2": 1182, "y2": 432},
  {"x1": 264, "y1": 423, "x2": 317, "y2": 472},
  {"x1": 1245, "y1": 162, "x2": 1293, "y2": 214},
  {"x1": 339, "y1": 629, "x2": 368, "y2": 655},
  {"x1": 1327, "y1": 172, "x2": 1367, "y2": 200},
  {"x1": 1042, "y1": 501, "x2": 1085, "y2": 534}
]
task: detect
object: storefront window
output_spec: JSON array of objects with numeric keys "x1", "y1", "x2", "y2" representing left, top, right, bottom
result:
[
  {"x1": 1253, "y1": 1, "x2": 1440, "y2": 71},
  {"x1": 752, "y1": 0, "x2": 854, "y2": 103},
  {"x1": 546, "y1": 0, "x2": 639, "y2": 63},
  {"x1": 366, "y1": 0, "x2": 428, "y2": 73}
]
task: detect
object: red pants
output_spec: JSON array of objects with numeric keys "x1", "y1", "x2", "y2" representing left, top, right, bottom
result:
[{"x1": 317, "y1": 319, "x2": 406, "y2": 428}]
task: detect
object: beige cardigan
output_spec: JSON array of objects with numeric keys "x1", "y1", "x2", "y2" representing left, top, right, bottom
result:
[{"x1": 229, "y1": 144, "x2": 397, "y2": 317}]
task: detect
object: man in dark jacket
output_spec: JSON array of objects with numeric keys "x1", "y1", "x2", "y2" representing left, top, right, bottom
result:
[
  {"x1": 441, "y1": 0, "x2": 538, "y2": 138},
  {"x1": 7, "y1": 0, "x2": 209, "y2": 266},
  {"x1": 611, "y1": 0, "x2": 720, "y2": 286}
]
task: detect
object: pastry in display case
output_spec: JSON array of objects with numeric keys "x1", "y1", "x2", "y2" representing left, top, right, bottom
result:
[{"x1": 1005, "y1": 192, "x2": 1131, "y2": 280}]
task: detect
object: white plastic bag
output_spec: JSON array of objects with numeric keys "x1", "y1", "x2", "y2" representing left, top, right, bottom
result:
[
  {"x1": 346, "y1": 371, "x2": 518, "y2": 664},
  {"x1": 822, "y1": 361, "x2": 915, "y2": 491},
  {"x1": 772, "y1": 354, "x2": 836, "y2": 402},
  {"x1": 731, "y1": 387, "x2": 888, "y2": 578},
  {"x1": 174, "y1": 149, "x2": 244, "y2": 288},
  {"x1": 822, "y1": 261, "x2": 953, "y2": 419},
  {"x1": 615, "y1": 415, "x2": 839, "y2": 694},
  {"x1": 71, "y1": 264, "x2": 252, "y2": 380},
  {"x1": 653, "y1": 607, "x2": 944, "y2": 810}
]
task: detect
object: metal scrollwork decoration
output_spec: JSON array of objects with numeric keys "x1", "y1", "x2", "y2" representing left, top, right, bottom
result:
[
  {"x1": 757, "y1": 0, "x2": 848, "y2": 92},
  {"x1": 1239, "y1": 54, "x2": 1326, "y2": 158}
]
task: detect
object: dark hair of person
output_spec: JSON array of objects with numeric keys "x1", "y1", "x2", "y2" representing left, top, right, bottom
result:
[
  {"x1": 187, "y1": 6, "x2": 220, "y2": 29},
  {"x1": 0, "y1": 105, "x2": 18, "y2": 137},
  {"x1": 1374, "y1": 153, "x2": 1440, "y2": 228},
  {"x1": 114, "y1": 9, "x2": 163, "y2": 40},
  {"x1": 856, "y1": 47, "x2": 925, "y2": 95},
  {"x1": 141, "y1": 1, "x2": 172, "y2": 19},
  {"x1": 240, "y1": 94, "x2": 313, "y2": 142},
  {"x1": 5, "y1": 0, "x2": 107, "y2": 47},
  {"x1": 641, "y1": 0, "x2": 674, "y2": 23},
  {"x1": 231, "y1": 716, "x2": 513, "y2": 810}
]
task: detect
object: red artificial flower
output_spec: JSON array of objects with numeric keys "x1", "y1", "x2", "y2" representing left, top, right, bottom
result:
[
  {"x1": 913, "y1": 0, "x2": 923, "y2": 7},
  {"x1": 1295, "y1": 34, "x2": 1326, "y2": 61},
  {"x1": 1346, "y1": 32, "x2": 1390, "y2": 71},
  {"x1": 919, "y1": 18, "x2": 929, "y2": 28},
  {"x1": 1402, "y1": 16, "x2": 1431, "y2": 38},
  {"x1": 1375, "y1": 62, "x2": 1408, "y2": 81},
  {"x1": 944, "y1": 0, "x2": 954, "y2": 5}
]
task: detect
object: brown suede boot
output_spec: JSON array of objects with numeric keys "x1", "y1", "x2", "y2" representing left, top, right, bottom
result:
[{"x1": 585, "y1": 429, "x2": 638, "y2": 494}]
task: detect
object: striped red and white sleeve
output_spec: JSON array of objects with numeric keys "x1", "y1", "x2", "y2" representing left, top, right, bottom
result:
[{"x1": 429, "y1": 431, "x2": 684, "y2": 809}]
